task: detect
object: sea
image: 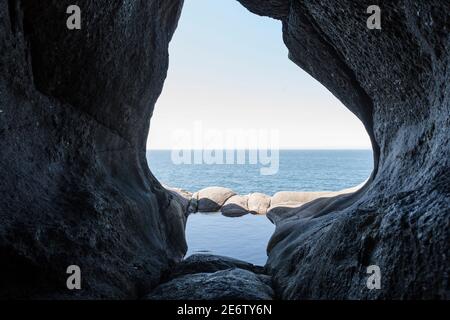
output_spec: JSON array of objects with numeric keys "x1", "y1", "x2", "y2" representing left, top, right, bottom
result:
[{"x1": 147, "y1": 150, "x2": 373, "y2": 265}]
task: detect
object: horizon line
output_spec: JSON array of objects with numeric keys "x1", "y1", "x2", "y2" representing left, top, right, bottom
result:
[{"x1": 146, "y1": 148, "x2": 373, "y2": 151}]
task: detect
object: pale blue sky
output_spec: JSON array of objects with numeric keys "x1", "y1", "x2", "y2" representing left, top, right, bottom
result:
[{"x1": 147, "y1": 0, "x2": 371, "y2": 150}]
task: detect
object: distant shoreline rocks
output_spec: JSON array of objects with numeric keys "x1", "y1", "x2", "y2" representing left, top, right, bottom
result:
[
  {"x1": 196, "y1": 187, "x2": 236, "y2": 212},
  {"x1": 248, "y1": 193, "x2": 271, "y2": 215},
  {"x1": 221, "y1": 195, "x2": 249, "y2": 217},
  {"x1": 164, "y1": 184, "x2": 363, "y2": 221}
]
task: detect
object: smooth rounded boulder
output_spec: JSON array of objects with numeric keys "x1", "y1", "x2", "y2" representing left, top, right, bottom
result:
[
  {"x1": 167, "y1": 254, "x2": 265, "y2": 279},
  {"x1": 145, "y1": 268, "x2": 274, "y2": 300},
  {"x1": 197, "y1": 187, "x2": 236, "y2": 212},
  {"x1": 248, "y1": 193, "x2": 271, "y2": 215},
  {"x1": 187, "y1": 192, "x2": 199, "y2": 214},
  {"x1": 221, "y1": 195, "x2": 249, "y2": 217}
]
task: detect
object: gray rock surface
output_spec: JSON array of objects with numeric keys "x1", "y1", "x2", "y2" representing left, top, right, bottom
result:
[
  {"x1": 146, "y1": 268, "x2": 274, "y2": 300},
  {"x1": 197, "y1": 187, "x2": 236, "y2": 212},
  {"x1": 187, "y1": 192, "x2": 199, "y2": 213},
  {"x1": 248, "y1": 193, "x2": 271, "y2": 215},
  {"x1": 167, "y1": 254, "x2": 265, "y2": 279},
  {"x1": 0, "y1": 0, "x2": 186, "y2": 299},
  {"x1": 1, "y1": 0, "x2": 449, "y2": 300},
  {"x1": 267, "y1": 187, "x2": 361, "y2": 223},
  {"x1": 165, "y1": 185, "x2": 193, "y2": 215},
  {"x1": 221, "y1": 195, "x2": 249, "y2": 217},
  {"x1": 270, "y1": 191, "x2": 331, "y2": 207},
  {"x1": 237, "y1": 0, "x2": 450, "y2": 299},
  {"x1": 267, "y1": 203, "x2": 304, "y2": 225}
]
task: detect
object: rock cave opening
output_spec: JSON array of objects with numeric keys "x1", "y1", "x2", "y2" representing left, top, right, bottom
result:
[
  {"x1": 2, "y1": 0, "x2": 448, "y2": 300},
  {"x1": 145, "y1": 0, "x2": 374, "y2": 266}
]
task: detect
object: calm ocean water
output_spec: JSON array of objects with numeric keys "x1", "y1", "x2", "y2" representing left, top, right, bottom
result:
[
  {"x1": 146, "y1": 150, "x2": 373, "y2": 265},
  {"x1": 147, "y1": 150, "x2": 373, "y2": 194}
]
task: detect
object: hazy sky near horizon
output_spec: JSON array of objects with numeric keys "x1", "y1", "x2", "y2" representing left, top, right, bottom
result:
[{"x1": 147, "y1": 0, "x2": 372, "y2": 150}]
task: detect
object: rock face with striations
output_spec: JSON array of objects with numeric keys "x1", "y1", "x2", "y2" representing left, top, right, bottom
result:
[
  {"x1": 0, "y1": 0, "x2": 186, "y2": 299},
  {"x1": 238, "y1": 0, "x2": 450, "y2": 299},
  {"x1": 1, "y1": 0, "x2": 449, "y2": 300}
]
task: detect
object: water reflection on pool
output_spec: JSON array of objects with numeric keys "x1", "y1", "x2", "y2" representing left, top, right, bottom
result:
[{"x1": 185, "y1": 212, "x2": 275, "y2": 266}]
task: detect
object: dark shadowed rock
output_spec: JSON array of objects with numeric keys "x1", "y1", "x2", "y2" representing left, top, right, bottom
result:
[
  {"x1": 168, "y1": 254, "x2": 265, "y2": 279},
  {"x1": 237, "y1": 0, "x2": 290, "y2": 19},
  {"x1": 187, "y1": 192, "x2": 199, "y2": 214},
  {"x1": 146, "y1": 268, "x2": 274, "y2": 300},
  {"x1": 164, "y1": 185, "x2": 193, "y2": 215},
  {"x1": 1, "y1": 0, "x2": 449, "y2": 300},
  {"x1": 237, "y1": 0, "x2": 450, "y2": 299},
  {"x1": 0, "y1": 0, "x2": 186, "y2": 299},
  {"x1": 267, "y1": 203, "x2": 303, "y2": 225}
]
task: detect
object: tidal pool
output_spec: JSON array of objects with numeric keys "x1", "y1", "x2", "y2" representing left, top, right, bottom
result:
[{"x1": 185, "y1": 212, "x2": 275, "y2": 266}]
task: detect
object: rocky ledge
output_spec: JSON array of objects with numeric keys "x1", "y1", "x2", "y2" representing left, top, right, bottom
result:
[
  {"x1": 145, "y1": 254, "x2": 273, "y2": 300},
  {"x1": 166, "y1": 184, "x2": 362, "y2": 223}
]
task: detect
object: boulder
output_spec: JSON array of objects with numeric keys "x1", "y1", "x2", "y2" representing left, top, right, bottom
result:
[
  {"x1": 248, "y1": 193, "x2": 271, "y2": 215},
  {"x1": 187, "y1": 192, "x2": 199, "y2": 214},
  {"x1": 267, "y1": 186, "x2": 365, "y2": 223},
  {"x1": 164, "y1": 185, "x2": 193, "y2": 215},
  {"x1": 146, "y1": 268, "x2": 273, "y2": 300},
  {"x1": 167, "y1": 254, "x2": 265, "y2": 279},
  {"x1": 197, "y1": 187, "x2": 236, "y2": 212},
  {"x1": 270, "y1": 191, "x2": 331, "y2": 207},
  {"x1": 267, "y1": 203, "x2": 304, "y2": 225},
  {"x1": 221, "y1": 195, "x2": 249, "y2": 217}
]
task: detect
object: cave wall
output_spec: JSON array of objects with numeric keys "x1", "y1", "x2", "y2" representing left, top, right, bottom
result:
[
  {"x1": 1, "y1": 0, "x2": 449, "y2": 300},
  {"x1": 0, "y1": 0, "x2": 186, "y2": 298},
  {"x1": 238, "y1": 0, "x2": 450, "y2": 299}
]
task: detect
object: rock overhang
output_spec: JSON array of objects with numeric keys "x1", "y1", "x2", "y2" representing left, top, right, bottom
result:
[{"x1": 1, "y1": 0, "x2": 449, "y2": 299}]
